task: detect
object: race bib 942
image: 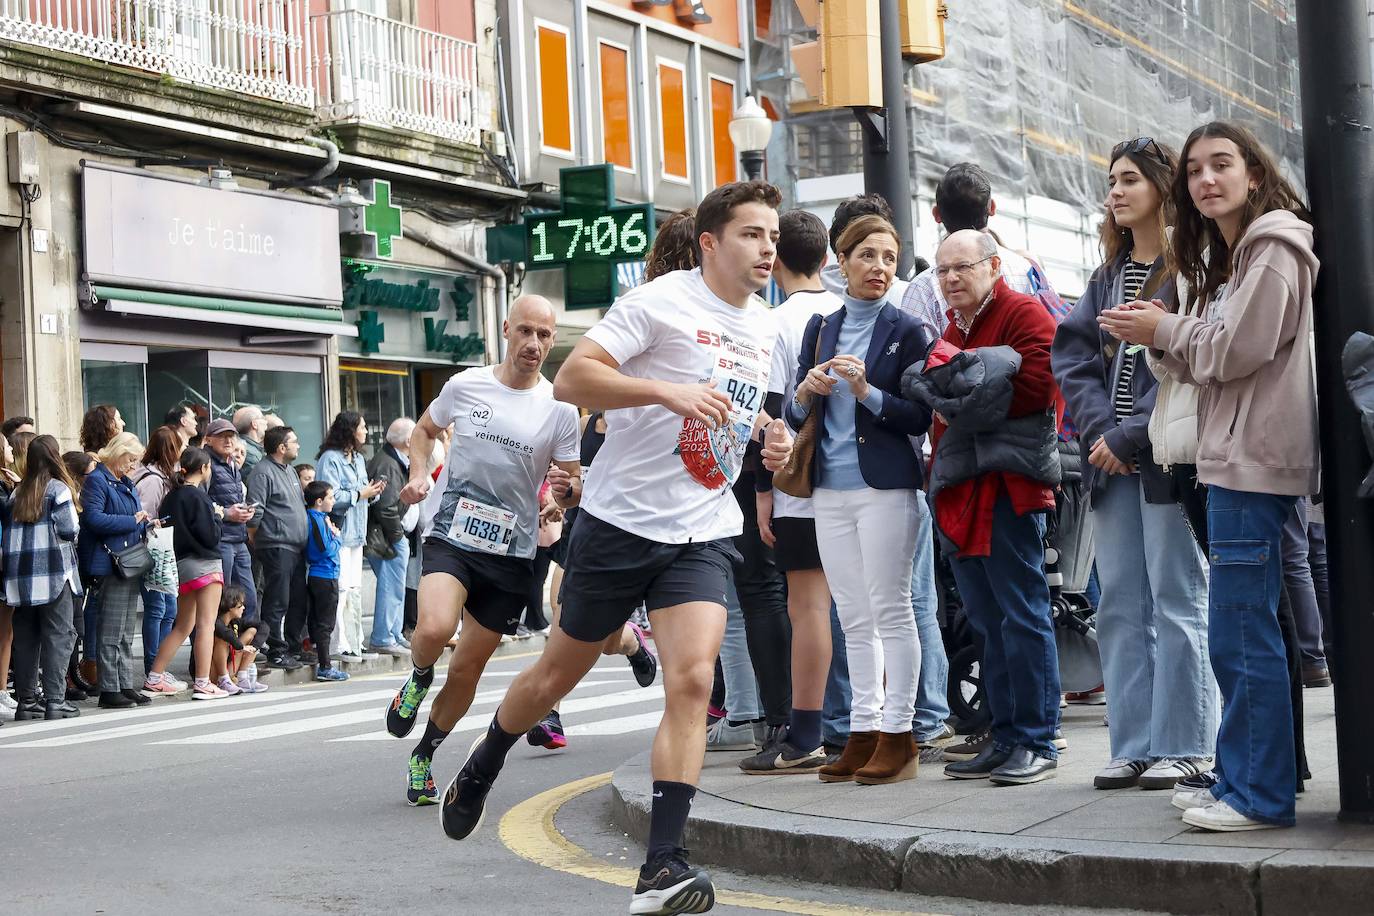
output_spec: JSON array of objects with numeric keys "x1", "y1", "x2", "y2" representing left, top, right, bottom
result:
[{"x1": 678, "y1": 337, "x2": 768, "y2": 490}]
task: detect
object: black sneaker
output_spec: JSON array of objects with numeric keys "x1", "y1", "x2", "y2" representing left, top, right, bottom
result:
[
  {"x1": 627, "y1": 622, "x2": 657, "y2": 688},
  {"x1": 631, "y1": 847, "x2": 715, "y2": 915},
  {"x1": 441, "y1": 738, "x2": 494, "y2": 841},
  {"x1": 1175, "y1": 769, "x2": 1221, "y2": 792},
  {"x1": 269, "y1": 654, "x2": 304, "y2": 672},
  {"x1": 942, "y1": 728, "x2": 991, "y2": 762},
  {"x1": 120, "y1": 688, "x2": 152, "y2": 706},
  {"x1": 739, "y1": 735, "x2": 825, "y2": 775},
  {"x1": 385, "y1": 668, "x2": 433, "y2": 738}
]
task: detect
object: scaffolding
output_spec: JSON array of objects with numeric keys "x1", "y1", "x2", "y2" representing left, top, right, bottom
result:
[{"x1": 756, "y1": 0, "x2": 1303, "y2": 218}]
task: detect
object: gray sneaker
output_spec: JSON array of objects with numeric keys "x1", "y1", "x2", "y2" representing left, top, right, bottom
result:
[{"x1": 706, "y1": 718, "x2": 756, "y2": 752}]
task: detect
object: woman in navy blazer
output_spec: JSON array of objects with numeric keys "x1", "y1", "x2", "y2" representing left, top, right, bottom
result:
[{"x1": 784, "y1": 215, "x2": 933, "y2": 786}]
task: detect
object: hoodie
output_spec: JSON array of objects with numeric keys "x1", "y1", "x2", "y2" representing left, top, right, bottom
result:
[{"x1": 1150, "y1": 209, "x2": 1319, "y2": 496}]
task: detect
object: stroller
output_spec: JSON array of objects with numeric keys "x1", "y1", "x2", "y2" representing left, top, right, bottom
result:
[{"x1": 940, "y1": 473, "x2": 1103, "y2": 732}]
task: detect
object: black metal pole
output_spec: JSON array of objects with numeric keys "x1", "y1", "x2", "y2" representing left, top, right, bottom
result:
[
  {"x1": 857, "y1": 0, "x2": 915, "y2": 277},
  {"x1": 1296, "y1": 0, "x2": 1374, "y2": 823},
  {"x1": 740, "y1": 150, "x2": 766, "y2": 182}
]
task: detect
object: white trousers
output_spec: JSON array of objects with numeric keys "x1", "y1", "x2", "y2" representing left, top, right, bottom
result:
[
  {"x1": 334, "y1": 545, "x2": 365, "y2": 655},
  {"x1": 813, "y1": 486, "x2": 922, "y2": 733}
]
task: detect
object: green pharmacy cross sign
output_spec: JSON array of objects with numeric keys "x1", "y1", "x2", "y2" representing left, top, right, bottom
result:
[{"x1": 518, "y1": 164, "x2": 655, "y2": 310}]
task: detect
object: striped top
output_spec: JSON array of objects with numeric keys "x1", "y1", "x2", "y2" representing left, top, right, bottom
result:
[{"x1": 1113, "y1": 260, "x2": 1152, "y2": 420}]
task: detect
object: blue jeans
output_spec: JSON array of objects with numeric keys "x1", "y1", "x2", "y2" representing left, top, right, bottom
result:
[
  {"x1": 141, "y1": 588, "x2": 177, "y2": 674},
  {"x1": 948, "y1": 496, "x2": 1060, "y2": 758},
  {"x1": 821, "y1": 600, "x2": 849, "y2": 746},
  {"x1": 367, "y1": 537, "x2": 411, "y2": 648},
  {"x1": 218, "y1": 541, "x2": 258, "y2": 620},
  {"x1": 1093, "y1": 474, "x2": 1218, "y2": 761},
  {"x1": 1207, "y1": 486, "x2": 1298, "y2": 826},
  {"x1": 720, "y1": 583, "x2": 760, "y2": 720},
  {"x1": 910, "y1": 497, "x2": 950, "y2": 740}
]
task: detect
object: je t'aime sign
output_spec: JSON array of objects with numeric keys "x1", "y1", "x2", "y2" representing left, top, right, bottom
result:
[{"x1": 82, "y1": 163, "x2": 342, "y2": 307}]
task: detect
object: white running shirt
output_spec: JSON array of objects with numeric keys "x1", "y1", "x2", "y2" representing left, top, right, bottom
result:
[
  {"x1": 768, "y1": 288, "x2": 843, "y2": 520},
  {"x1": 421, "y1": 366, "x2": 579, "y2": 560},
  {"x1": 581, "y1": 268, "x2": 778, "y2": 544}
]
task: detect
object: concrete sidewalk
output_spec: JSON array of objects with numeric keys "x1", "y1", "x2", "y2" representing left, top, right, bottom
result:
[{"x1": 610, "y1": 689, "x2": 1374, "y2": 916}]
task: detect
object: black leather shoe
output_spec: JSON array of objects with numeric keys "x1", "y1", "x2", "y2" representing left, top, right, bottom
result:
[
  {"x1": 121, "y1": 688, "x2": 152, "y2": 706},
  {"x1": 990, "y1": 746, "x2": 1058, "y2": 786},
  {"x1": 45, "y1": 700, "x2": 81, "y2": 720},
  {"x1": 15, "y1": 696, "x2": 46, "y2": 720},
  {"x1": 98, "y1": 691, "x2": 137, "y2": 709},
  {"x1": 944, "y1": 744, "x2": 1011, "y2": 779}
]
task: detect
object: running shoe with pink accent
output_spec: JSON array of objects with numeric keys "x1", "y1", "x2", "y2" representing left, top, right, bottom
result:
[
  {"x1": 217, "y1": 676, "x2": 244, "y2": 696},
  {"x1": 192, "y1": 681, "x2": 230, "y2": 700},
  {"x1": 141, "y1": 676, "x2": 180, "y2": 696},
  {"x1": 626, "y1": 621, "x2": 658, "y2": 688}
]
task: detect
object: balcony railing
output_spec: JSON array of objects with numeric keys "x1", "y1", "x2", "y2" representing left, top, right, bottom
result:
[
  {"x1": 0, "y1": 0, "x2": 313, "y2": 107},
  {"x1": 312, "y1": 9, "x2": 478, "y2": 146}
]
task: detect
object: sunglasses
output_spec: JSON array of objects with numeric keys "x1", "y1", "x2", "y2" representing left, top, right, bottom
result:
[{"x1": 1111, "y1": 136, "x2": 1170, "y2": 167}]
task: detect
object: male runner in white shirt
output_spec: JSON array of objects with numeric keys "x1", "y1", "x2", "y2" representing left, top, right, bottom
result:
[
  {"x1": 383, "y1": 295, "x2": 582, "y2": 806},
  {"x1": 440, "y1": 181, "x2": 794, "y2": 916}
]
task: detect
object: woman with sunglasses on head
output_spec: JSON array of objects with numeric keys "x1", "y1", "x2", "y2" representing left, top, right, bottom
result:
[
  {"x1": 1100, "y1": 122, "x2": 1318, "y2": 833},
  {"x1": 1053, "y1": 137, "x2": 1218, "y2": 793}
]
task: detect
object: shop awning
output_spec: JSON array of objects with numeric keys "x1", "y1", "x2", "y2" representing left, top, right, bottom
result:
[{"x1": 92, "y1": 286, "x2": 359, "y2": 338}]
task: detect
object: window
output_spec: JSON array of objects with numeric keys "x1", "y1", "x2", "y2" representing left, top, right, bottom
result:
[
  {"x1": 81, "y1": 360, "x2": 149, "y2": 442},
  {"x1": 207, "y1": 355, "x2": 324, "y2": 460},
  {"x1": 599, "y1": 41, "x2": 635, "y2": 171},
  {"x1": 657, "y1": 60, "x2": 689, "y2": 181},
  {"x1": 536, "y1": 22, "x2": 574, "y2": 155},
  {"x1": 709, "y1": 76, "x2": 736, "y2": 187},
  {"x1": 341, "y1": 362, "x2": 413, "y2": 460}
]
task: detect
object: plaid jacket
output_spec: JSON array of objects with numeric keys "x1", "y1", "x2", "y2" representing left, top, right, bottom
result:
[{"x1": 2, "y1": 480, "x2": 83, "y2": 607}]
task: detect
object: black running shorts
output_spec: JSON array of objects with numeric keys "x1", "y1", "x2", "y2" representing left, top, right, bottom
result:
[
  {"x1": 558, "y1": 511, "x2": 741, "y2": 643},
  {"x1": 420, "y1": 537, "x2": 534, "y2": 637},
  {"x1": 771, "y1": 516, "x2": 822, "y2": 572}
]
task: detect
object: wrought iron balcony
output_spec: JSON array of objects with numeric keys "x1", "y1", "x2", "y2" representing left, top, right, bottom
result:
[
  {"x1": 0, "y1": 0, "x2": 314, "y2": 106},
  {"x1": 311, "y1": 8, "x2": 479, "y2": 146}
]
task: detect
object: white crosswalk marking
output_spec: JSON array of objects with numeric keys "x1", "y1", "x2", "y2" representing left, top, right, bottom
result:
[
  {"x1": 331, "y1": 685, "x2": 665, "y2": 743},
  {"x1": 561, "y1": 711, "x2": 663, "y2": 737},
  {"x1": 0, "y1": 665, "x2": 662, "y2": 750}
]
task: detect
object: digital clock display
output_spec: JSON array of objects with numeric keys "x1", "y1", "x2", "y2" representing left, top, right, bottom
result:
[{"x1": 526, "y1": 208, "x2": 652, "y2": 264}]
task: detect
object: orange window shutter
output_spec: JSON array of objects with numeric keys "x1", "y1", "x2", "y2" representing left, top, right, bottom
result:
[
  {"x1": 600, "y1": 44, "x2": 634, "y2": 169},
  {"x1": 537, "y1": 26, "x2": 573, "y2": 152},
  {"x1": 658, "y1": 64, "x2": 689, "y2": 179},
  {"x1": 710, "y1": 78, "x2": 736, "y2": 187}
]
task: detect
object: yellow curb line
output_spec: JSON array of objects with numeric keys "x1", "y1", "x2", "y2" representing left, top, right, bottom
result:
[{"x1": 497, "y1": 771, "x2": 946, "y2": 916}]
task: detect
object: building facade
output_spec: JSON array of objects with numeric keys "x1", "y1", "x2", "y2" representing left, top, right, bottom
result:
[{"x1": 0, "y1": 0, "x2": 521, "y2": 456}]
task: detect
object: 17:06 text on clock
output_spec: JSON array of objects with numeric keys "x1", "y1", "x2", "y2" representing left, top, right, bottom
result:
[{"x1": 528, "y1": 211, "x2": 650, "y2": 263}]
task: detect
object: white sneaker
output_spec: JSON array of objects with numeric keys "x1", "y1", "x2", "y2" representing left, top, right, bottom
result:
[
  {"x1": 1171, "y1": 785, "x2": 1219, "y2": 812},
  {"x1": 1094, "y1": 758, "x2": 1151, "y2": 790},
  {"x1": 1181, "y1": 799, "x2": 1282, "y2": 832},
  {"x1": 1139, "y1": 757, "x2": 1212, "y2": 790},
  {"x1": 706, "y1": 718, "x2": 757, "y2": 752},
  {"x1": 160, "y1": 672, "x2": 188, "y2": 692},
  {"x1": 0, "y1": 692, "x2": 17, "y2": 712}
]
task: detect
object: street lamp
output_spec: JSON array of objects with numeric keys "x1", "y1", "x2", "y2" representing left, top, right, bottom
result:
[{"x1": 728, "y1": 95, "x2": 773, "y2": 181}]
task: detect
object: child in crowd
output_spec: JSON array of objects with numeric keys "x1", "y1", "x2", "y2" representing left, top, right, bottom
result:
[
  {"x1": 305, "y1": 480, "x2": 348, "y2": 683},
  {"x1": 295, "y1": 463, "x2": 315, "y2": 489},
  {"x1": 211, "y1": 584, "x2": 269, "y2": 695}
]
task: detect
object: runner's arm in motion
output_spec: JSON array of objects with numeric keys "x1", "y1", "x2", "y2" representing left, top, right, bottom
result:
[
  {"x1": 553, "y1": 338, "x2": 733, "y2": 428},
  {"x1": 546, "y1": 460, "x2": 583, "y2": 509},
  {"x1": 399, "y1": 411, "x2": 444, "y2": 505}
]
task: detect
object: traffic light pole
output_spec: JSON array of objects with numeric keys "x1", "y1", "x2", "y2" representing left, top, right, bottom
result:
[
  {"x1": 1296, "y1": 0, "x2": 1374, "y2": 823},
  {"x1": 854, "y1": 0, "x2": 916, "y2": 278}
]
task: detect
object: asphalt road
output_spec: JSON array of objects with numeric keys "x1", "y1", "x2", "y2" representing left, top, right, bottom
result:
[{"x1": 1, "y1": 650, "x2": 1163, "y2": 916}]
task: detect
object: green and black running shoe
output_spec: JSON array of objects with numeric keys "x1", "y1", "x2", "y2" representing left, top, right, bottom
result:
[
  {"x1": 386, "y1": 669, "x2": 433, "y2": 738},
  {"x1": 407, "y1": 754, "x2": 438, "y2": 806}
]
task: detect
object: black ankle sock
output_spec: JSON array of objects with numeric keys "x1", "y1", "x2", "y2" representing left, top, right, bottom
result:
[
  {"x1": 788, "y1": 708, "x2": 822, "y2": 752},
  {"x1": 468, "y1": 710, "x2": 521, "y2": 778},
  {"x1": 646, "y1": 780, "x2": 696, "y2": 862},
  {"x1": 412, "y1": 664, "x2": 434, "y2": 685},
  {"x1": 412, "y1": 719, "x2": 449, "y2": 761}
]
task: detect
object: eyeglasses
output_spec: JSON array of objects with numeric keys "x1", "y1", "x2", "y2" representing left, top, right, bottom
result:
[
  {"x1": 1111, "y1": 136, "x2": 1170, "y2": 167},
  {"x1": 934, "y1": 255, "x2": 994, "y2": 280}
]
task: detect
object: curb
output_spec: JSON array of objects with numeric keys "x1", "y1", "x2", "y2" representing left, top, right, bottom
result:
[{"x1": 608, "y1": 753, "x2": 1373, "y2": 916}]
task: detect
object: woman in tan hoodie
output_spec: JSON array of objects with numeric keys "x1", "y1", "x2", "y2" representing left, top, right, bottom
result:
[{"x1": 1100, "y1": 121, "x2": 1317, "y2": 834}]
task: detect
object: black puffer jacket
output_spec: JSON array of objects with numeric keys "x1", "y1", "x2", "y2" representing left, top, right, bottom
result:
[{"x1": 902, "y1": 344, "x2": 1061, "y2": 498}]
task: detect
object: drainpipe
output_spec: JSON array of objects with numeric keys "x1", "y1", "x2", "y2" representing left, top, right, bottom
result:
[
  {"x1": 301, "y1": 135, "x2": 340, "y2": 184},
  {"x1": 406, "y1": 226, "x2": 508, "y2": 366}
]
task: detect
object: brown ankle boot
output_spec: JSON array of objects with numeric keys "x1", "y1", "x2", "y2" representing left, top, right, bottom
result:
[
  {"x1": 818, "y1": 731, "x2": 880, "y2": 783},
  {"x1": 854, "y1": 731, "x2": 918, "y2": 785},
  {"x1": 79, "y1": 659, "x2": 99, "y2": 689}
]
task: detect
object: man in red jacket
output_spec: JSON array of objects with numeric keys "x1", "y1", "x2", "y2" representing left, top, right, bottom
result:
[{"x1": 931, "y1": 230, "x2": 1063, "y2": 787}]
